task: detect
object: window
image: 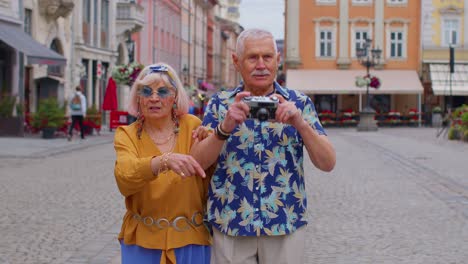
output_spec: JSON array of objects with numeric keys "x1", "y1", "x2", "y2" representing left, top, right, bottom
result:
[
  {"x1": 352, "y1": 0, "x2": 372, "y2": 4},
  {"x1": 316, "y1": 0, "x2": 336, "y2": 5},
  {"x1": 101, "y1": 0, "x2": 109, "y2": 48},
  {"x1": 390, "y1": 31, "x2": 403, "y2": 58},
  {"x1": 443, "y1": 19, "x2": 459, "y2": 46},
  {"x1": 387, "y1": 0, "x2": 407, "y2": 4},
  {"x1": 48, "y1": 39, "x2": 63, "y2": 76},
  {"x1": 83, "y1": 0, "x2": 91, "y2": 44},
  {"x1": 355, "y1": 31, "x2": 369, "y2": 55},
  {"x1": 319, "y1": 30, "x2": 333, "y2": 57},
  {"x1": 24, "y1": 9, "x2": 32, "y2": 35}
]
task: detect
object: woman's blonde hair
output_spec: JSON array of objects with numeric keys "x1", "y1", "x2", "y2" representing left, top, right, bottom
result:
[{"x1": 127, "y1": 62, "x2": 189, "y2": 117}]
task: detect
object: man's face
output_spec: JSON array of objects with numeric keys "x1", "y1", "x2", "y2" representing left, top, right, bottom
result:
[{"x1": 233, "y1": 37, "x2": 279, "y2": 93}]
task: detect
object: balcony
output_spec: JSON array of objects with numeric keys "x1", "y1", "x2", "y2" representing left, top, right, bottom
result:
[
  {"x1": 194, "y1": 0, "x2": 218, "y2": 9},
  {"x1": 116, "y1": 0, "x2": 145, "y2": 36}
]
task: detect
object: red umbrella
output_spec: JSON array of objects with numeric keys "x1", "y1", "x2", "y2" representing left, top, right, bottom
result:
[{"x1": 102, "y1": 77, "x2": 118, "y2": 111}]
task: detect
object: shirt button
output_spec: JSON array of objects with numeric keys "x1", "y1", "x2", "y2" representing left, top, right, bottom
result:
[
  {"x1": 255, "y1": 208, "x2": 259, "y2": 212},
  {"x1": 255, "y1": 165, "x2": 259, "y2": 169},
  {"x1": 255, "y1": 187, "x2": 259, "y2": 191}
]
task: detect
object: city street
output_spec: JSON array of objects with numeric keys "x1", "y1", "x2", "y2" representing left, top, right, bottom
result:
[{"x1": 0, "y1": 128, "x2": 467, "y2": 264}]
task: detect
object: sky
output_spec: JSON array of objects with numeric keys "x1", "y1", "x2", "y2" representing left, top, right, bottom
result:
[{"x1": 238, "y1": 0, "x2": 285, "y2": 40}]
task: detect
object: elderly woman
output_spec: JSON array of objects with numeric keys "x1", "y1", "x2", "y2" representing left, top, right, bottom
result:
[{"x1": 114, "y1": 63, "x2": 211, "y2": 264}]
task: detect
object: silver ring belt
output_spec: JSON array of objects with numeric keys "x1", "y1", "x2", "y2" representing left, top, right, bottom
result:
[{"x1": 133, "y1": 211, "x2": 204, "y2": 232}]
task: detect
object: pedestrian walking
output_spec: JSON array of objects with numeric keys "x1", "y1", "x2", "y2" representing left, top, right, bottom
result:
[
  {"x1": 68, "y1": 86, "x2": 87, "y2": 140},
  {"x1": 190, "y1": 28, "x2": 336, "y2": 264},
  {"x1": 114, "y1": 63, "x2": 211, "y2": 264}
]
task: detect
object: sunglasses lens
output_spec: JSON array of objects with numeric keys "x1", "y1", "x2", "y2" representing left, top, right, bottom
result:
[
  {"x1": 157, "y1": 88, "x2": 171, "y2": 98},
  {"x1": 140, "y1": 86, "x2": 153, "y2": 97}
]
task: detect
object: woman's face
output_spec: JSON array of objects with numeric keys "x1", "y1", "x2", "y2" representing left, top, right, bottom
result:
[{"x1": 139, "y1": 80, "x2": 176, "y2": 120}]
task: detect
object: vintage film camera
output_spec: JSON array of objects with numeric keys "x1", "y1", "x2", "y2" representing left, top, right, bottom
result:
[{"x1": 243, "y1": 96, "x2": 279, "y2": 122}]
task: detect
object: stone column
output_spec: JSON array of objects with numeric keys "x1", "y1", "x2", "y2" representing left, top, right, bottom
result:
[
  {"x1": 285, "y1": 0, "x2": 301, "y2": 69},
  {"x1": 337, "y1": 0, "x2": 350, "y2": 69},
  {"x1": 374, "y1": 0, "x2": 384, "y2": 51}
]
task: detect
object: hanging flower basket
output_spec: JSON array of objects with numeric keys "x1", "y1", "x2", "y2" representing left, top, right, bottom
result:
[
  {"x1": 111, "y1": 62, "x2": 144, "y2": 86},
  {"x1": 355, "y1": 75, "x2": 381, "y2": 89}
]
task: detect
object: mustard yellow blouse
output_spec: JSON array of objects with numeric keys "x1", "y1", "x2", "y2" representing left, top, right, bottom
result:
[{"x1": 114, "y1": 114, "x2": 211, "y2": 260}]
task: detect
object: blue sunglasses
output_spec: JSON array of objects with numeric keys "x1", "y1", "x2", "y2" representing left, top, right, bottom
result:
[{"x1": 139, "y1": 86, "x2": 175, "y2": 99}]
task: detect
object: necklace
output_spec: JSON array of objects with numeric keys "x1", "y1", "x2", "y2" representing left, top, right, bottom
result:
[
  {"x1": 145, "y1": 126, "x2": 175, "y2": 145},
  {"x1": 150, "y1": 132, "x2": 174, "y2": 145}
]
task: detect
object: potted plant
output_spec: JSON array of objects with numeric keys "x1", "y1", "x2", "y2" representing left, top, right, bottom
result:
[
  {"x1": 84, "y1": 105, "x2": 102, "y2": 135},
  {"x1": 432, "y1": 106, "x2": 443, "y2": 127},
  {"x1": 0, "y1": 93, "x2": 24, "y2": 137},
  {"x1": 32, "y1": 98, "x2": 66, "y2": 139}
]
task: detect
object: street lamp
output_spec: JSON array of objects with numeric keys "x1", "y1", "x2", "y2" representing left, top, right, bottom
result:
[
  {"x1": 356, "y1": 38, "x2": 382, "y2": 132},
  {"x1": 356, "y1": 38, "x2": 382, "y2": 112},
  {"x1": 182, "y1": 64, "x2": 189, "y2": 85},
  {"x1": 125, "y1": 31, "x2": 134, "y2": 63}
]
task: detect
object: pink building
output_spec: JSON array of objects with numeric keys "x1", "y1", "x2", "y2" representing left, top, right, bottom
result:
[{"x1": 136, "y1": 0, "x2": 182, "y2": 71}]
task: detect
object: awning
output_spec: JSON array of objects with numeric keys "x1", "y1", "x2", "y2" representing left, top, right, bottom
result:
[
  {"x1": 429, "y1": 63, "x2": 468, "y2": 96},
  {"x1": 0, "y1": 22, "x2": 66, "y2": 65},
  {"x1": 286, "y1": 69, "x2": 424, "y2": 95}
]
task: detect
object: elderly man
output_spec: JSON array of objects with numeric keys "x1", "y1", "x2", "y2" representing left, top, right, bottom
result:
[{"x1": 191, "y1": 28, "x2": 336, "y2": 264}]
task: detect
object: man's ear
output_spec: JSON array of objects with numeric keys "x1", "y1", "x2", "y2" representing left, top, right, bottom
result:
[{"x1": 232, "y1": 53, "x2": 240, "y2": 71}]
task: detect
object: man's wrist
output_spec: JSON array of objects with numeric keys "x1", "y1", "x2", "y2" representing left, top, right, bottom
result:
[{"x1": 214, "y1": 123, "x2": 230, "y2": 140}]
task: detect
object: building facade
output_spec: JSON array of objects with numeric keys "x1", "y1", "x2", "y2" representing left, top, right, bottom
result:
[
  {"x1": 420, "y1": 0, "x2": 468, "y2": 111},
  {"x1": 285, "y1": 0, "x2": 424, "y2": 125}
]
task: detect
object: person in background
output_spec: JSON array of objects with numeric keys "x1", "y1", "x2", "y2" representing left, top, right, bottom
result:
[
  {"x1": 68, "y1": 86, "x2": 87, "y2": 141},
  {"x1": 113, "y1": 62, "x2": 211, "y2": 264},
  {"x1": 190, "y1": 28, "x2": 336, "y2": 264}
]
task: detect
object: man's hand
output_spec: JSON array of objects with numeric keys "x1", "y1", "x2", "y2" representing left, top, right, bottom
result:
[
  {"x1": 274, "y1": 95, "x2": 302, "y2": 127},
  {"x1": 221, "y1": 91, "x2": 251, "y2": 133}
]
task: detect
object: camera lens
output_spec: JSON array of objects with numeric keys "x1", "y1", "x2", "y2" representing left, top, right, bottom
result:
[{"x1": 256, "y1": 108, "x2": 269, "y2": 122}]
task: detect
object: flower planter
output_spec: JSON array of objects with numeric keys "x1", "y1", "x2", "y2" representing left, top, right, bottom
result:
[
  {"x1": 432, "y1": 113, "x2": 442, "y2": 127},
  {"x1": 0, "y1": 117, "x2": 24, "y2": 137},
  {"x1": 42, "y1": 127, "x2": 57, "y2": 139}
]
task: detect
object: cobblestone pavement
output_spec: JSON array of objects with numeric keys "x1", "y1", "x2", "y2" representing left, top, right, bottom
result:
[
  {"x1": 0, "y1": 127, "x2": 467, "y2": 264},
  {"x1": 305, "y1": 128, "x2": 468, "y2": 264}
]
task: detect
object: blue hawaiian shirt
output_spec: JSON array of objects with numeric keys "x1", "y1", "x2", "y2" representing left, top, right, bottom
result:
[{"x1": 202, "y1": 82, "x2": 326, "y2": 237}]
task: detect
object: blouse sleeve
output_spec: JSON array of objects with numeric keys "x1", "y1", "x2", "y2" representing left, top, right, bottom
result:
[{"x1": 114, "y1": 126, "x2": 156, "y2": 197}]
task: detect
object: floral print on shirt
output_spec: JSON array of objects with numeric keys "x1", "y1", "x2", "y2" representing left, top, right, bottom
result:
[{"x1": 202, "y1": 82, "x2": 326, "y2": 236}]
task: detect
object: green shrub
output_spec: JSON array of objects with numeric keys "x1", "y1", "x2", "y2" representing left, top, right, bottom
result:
[
  {"x1": 0, "y1": 94, "x2": 16, "y2": 118},
  {"x1": 32, "y1": 98, "x2": 66, "y2": 128},
  {"x1": 448, "y1": 127, "x2": 459, "y2": 140}
]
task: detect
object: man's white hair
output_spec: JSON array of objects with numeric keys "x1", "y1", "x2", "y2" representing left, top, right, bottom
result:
[{"x1": 236, "y1": 28, "x2": 277, "y2": 57}]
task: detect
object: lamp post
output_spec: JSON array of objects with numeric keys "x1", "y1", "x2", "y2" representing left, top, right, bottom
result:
[
  {"x1": 125, "y1": 31, "x2": 134, "y2": 63},
  {"x1": 182, "y1": 64, "x2": 189, "y2": 86},
  {"x1": 356, "y1": 38, "x2": 382, "y2": 131},
  {"x1": 356, "y1": 38, "x2": 382, "y2": 112}
]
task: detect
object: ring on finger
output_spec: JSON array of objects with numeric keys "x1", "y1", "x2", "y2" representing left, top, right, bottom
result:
[{"x1": 180, "y1": 172, "x2": 186, "y2": 177}]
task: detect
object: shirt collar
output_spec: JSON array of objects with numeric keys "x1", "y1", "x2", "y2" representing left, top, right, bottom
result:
[{"x1": 226, "y1": 81, "x2": 290, "y2": 100}]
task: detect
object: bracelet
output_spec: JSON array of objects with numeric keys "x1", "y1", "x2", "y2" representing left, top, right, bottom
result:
[
  {"x1": 218, "y1": 123, "x2": 231, "y2": 137},
  {"x1": 214, "y1": 124, "x2": 230, "y2": 140},
  {"x1": 157, "y1": 152, "x2": 171, "y2": 175}
]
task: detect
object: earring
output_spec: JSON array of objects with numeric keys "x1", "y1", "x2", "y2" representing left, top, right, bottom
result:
[
  {"x1": 136, "y1": 103, "x2": 145, "y2": 139},
  {"x1": 172, "y1": 102, "x2": 179, "y2": 134}
]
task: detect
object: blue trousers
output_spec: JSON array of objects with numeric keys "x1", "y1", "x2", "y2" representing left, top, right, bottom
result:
[{"x1": 120, "y1": 241, "x2": 210, "y2": 264}]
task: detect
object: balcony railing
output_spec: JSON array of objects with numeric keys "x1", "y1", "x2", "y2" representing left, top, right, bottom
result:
[{"x1": 116, "y1": 1, "x2": 144, "y2": 36}]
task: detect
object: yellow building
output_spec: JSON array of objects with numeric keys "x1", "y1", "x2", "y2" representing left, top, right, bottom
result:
[
  {"x1": 285, "y1": 0, "x2": 424, "y2": 126},
  {"x1": 420, "y1": 0, "x2": 468, "y2": 111}
]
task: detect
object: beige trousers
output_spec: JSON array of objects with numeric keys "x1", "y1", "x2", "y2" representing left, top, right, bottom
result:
[{"x1": 211, "y1": 226, "x2": 306, "y2": 264}]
